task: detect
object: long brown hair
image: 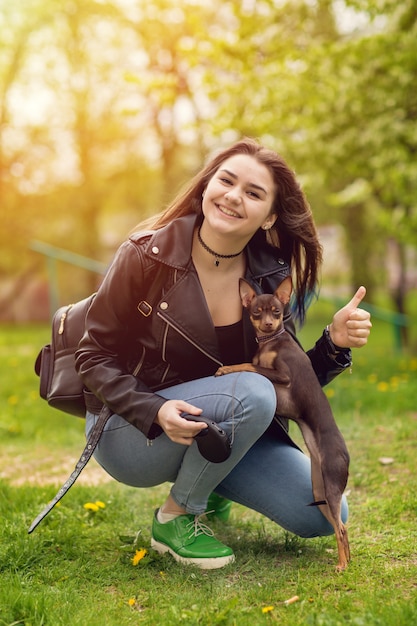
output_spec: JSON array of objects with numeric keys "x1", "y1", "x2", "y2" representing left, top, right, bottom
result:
[{"x1": 141, "y1": 137, "x2": 322, "y2": 323}]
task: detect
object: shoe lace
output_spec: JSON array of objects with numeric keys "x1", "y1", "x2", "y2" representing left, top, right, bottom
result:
[{"x1": 186, "y1": 514, "x2": 215, "y2": 539}]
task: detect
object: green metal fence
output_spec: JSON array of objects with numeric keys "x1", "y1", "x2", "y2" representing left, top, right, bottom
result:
[{"x1": 30, "y1": 240, "x2": 108, "y2": 318}]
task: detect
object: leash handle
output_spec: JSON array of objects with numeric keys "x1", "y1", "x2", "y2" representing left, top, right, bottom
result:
[{"x1": 28, "y1": 406, "x2": 112, "y2": 534}]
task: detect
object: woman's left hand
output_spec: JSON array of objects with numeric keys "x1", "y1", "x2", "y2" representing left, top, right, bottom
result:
[{"x1": 328, "y1": 286, "x2": 372, "y2": 349}]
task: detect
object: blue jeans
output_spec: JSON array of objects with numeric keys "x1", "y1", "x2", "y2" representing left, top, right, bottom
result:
[{"x1": 86, "y1": 372, "x2": 348, "y2": 538}]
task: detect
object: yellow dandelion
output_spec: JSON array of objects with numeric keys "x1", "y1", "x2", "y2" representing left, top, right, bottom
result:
[
  {"x1": 128, "y1": 598, "x2": 136, "y2": 607},
  {"x1": 325, "y1": 388, "x2": 335, "y2": 398},
  {"x1": 95, "y1": 500, "x2": 106, "y2": 509},
  {"x1": 7, "y1": 424, "x2": 21, "y2": 435},
  {"x1": 389, "y1": 377, "x2": 400, "y2": 390},
  {"x1": 83, "y1": 502, "x2": 99, "y2": 512},
  {"x1": 410, "y1": 358, "x2": 417, "y2": 371},
  {"x1": 377, "y1": 381, "x2": 389, "y2": 392},
  {"x1": 262, "y1": 606, "x2": 274, "y2": 614},
  {"x1": 132, "y1": 548, "x2": 147, "y2": 566},
  {"x1": 8, "y1": 395, "x2": 19, "y2": 406}
]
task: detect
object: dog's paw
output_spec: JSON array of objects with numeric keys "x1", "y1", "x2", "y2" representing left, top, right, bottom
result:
[
  {"x1": 215, "y1": 363, "x2": 254, "y2": 376},
  {"x1": 215, "y1": 366, "x2": 232, "y2": 376}
]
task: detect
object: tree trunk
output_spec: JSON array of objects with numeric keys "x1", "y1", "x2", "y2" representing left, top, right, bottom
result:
[
  {"x1": 389, "y1": 238, "x2": 409, "y2": 347},
  {"x1": 340, "y1": 202, "x2": 377, "y2": 302}
]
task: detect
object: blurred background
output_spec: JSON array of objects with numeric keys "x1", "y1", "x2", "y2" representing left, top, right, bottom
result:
[{"x1": 0, "y1": 0, "x2": 416, "y2": 348}]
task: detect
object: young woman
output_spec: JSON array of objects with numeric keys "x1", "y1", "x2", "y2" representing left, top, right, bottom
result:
[{"x1": 75, "y1": 138, "x2": 372, "y2": 569}]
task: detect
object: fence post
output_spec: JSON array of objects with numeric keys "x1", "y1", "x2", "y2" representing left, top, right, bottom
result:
[{"x1": 46, "y1": 256, "x2": 60, "y2": 318}]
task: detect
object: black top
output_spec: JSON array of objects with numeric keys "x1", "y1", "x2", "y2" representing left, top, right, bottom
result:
[{"x1": 215, "y1": 320, "x2": 245, "y2": 365}]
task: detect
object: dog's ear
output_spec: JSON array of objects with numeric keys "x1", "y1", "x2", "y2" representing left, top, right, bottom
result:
[
  {"x1": 275, "y1": 276, "x2": 292, "y2": 305},
  {"x1": 239, "y1": 278, "x2": 257, "y2": 308}
]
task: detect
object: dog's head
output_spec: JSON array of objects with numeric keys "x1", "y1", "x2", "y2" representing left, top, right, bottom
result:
[{"x1": 239, "y1": 277, "x2": 292, "y2": 336}]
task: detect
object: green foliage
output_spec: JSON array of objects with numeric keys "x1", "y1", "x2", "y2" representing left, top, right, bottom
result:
[
  {"x1": 1, "y1": 318, "x2": 417, "y2": 625},
  {"x1": 0, "y1": 1, "x2": 416, "y2": 312}
]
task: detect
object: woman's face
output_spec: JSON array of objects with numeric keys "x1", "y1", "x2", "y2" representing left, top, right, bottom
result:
[{"x1": 202, "y1": 154, "x2": 277, "y2": 241}]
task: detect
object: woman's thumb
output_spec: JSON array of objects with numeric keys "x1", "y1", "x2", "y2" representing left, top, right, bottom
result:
[{"x1": 345, "y1": 286, "x2": 366, "y2": 310}]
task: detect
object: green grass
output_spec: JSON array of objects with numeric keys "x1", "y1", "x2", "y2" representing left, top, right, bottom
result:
[{"x1": 1, "y1": 314, "x2": 417, "y2": 626}]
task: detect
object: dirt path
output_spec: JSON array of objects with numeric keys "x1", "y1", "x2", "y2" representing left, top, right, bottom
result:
[{"x1": 0, "y1": 444, "x2": 112, "y2": 487}]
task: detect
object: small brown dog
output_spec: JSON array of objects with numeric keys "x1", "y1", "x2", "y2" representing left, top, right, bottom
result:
[{"x1": 215, "y1": 277, "x2": 351, "y2": 571}]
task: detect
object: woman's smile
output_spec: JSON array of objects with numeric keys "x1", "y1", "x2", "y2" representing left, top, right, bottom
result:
[{"x1": 215, "y1": 203, "x2": 242, "y2": 219}]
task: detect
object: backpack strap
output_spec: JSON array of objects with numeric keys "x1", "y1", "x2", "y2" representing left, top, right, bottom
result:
[{"x1": 28, "y1": 261, "x2": 169, "y2": 533}]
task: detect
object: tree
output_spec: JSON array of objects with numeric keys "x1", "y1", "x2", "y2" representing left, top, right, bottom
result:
[
  {"x1": 199, "y1": 0, "x2": 416, "y2": 332},
  {"x1": 0, "y1": 0, "x2": 56, "y2": 277},
  {"x1": 294, "y1": 0, "x2": 417, "y2": 338},
  {"x1": 1, "y1": 0, "x2": 415, "y2": 330}
]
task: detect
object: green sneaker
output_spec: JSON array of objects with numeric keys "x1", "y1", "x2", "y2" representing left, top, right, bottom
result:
[
  {"x1": 206, "y1": 493, "x2": 233, "y2": 522},
  {"x1": 151, "y1": 510, "x2": 235, "y2": 569}
]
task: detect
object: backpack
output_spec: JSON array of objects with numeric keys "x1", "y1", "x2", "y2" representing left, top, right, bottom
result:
[
  {"x1": 35, "y1": 294, "x2": 95, "y2": 417},
  {"x1": 34, "y1": 262, "x2": 168, "y2": 418}
]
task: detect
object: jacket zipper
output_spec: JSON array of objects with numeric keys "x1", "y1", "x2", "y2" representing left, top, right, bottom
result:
[
  {"x1": 132, "y1": 345, "x2": 146, "y2": 377},
  {"x1": 131, "y1": 337, "x2": 171, "y2": 383},
  {"x1": 157, "y1": 312, "x2": 223, "y2": 367}
]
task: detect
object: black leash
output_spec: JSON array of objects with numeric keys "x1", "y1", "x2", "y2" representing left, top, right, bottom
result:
[{"x1": 28, "y1": 405, "x2": 112, "y2": 533}]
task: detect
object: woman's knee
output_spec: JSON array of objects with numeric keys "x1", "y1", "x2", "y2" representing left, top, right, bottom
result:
[
  {"x1": 297, "y1": 495, "x2": 349, "y2": 538},
  {"x1": 233, "y1": 372, "x2": 276, "y2": 419}
]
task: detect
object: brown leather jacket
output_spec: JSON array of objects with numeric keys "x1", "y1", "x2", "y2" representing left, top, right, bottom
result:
[{"x1": 75, "y1": 214, "x2": 351, "y2": 439}]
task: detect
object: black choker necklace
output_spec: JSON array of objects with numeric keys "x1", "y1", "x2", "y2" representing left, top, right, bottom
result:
[{"x1": 197, "y1": 226, "x2": 244, "y2": 267}]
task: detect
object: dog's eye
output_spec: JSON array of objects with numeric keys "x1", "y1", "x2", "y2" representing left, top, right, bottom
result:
[{"x1": 252, "y1": 311, "x2": 262, "y2": 318}]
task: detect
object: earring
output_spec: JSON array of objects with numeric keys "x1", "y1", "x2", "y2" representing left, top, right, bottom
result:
[{"x1": 262, "y1": 224, "x2": 270, "y2": 230}]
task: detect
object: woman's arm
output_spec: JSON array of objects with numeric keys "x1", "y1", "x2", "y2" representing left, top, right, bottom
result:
[
  {"x1": 326, "y1": 286, "x2": 371, "y2": 349},
  {"x1": 75, "y1": 240, "x2": 167, "y2": 438},
  {"x1": 307, "y1": 286, "x2": 372, "y2": 386}
]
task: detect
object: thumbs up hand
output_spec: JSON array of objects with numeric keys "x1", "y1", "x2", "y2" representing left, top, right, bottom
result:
[{"x1": 328, "y1": 286, "x2": 372, "y2": 349}]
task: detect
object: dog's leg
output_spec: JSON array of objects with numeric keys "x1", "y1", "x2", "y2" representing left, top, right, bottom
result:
[
  {"x1": 215, "y1": 363, "x2": 257, "y2": 375},
  {"x1": 215, "y1": 363, "x2": 290, "y2": 386},
  {"x1": 319, "y1": 482, "x2": 350, "y2": 572},
  {"x1": 319, "y1": 442, "x2": 350, "y2": 571},
  {"x1": 298, "y1": 422, "x2": 350, "y2": 572}
]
